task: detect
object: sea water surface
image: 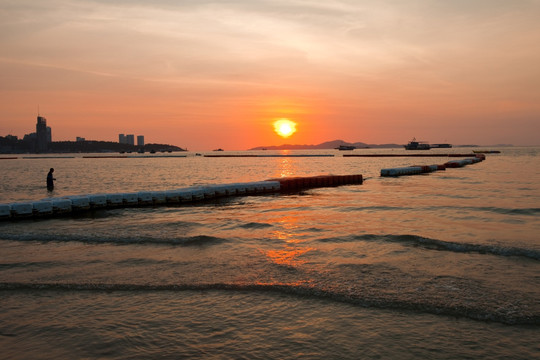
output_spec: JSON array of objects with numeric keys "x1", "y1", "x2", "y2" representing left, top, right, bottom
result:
[{"x1": 0, "y1": 147, "x2": 539, "y2": 359}]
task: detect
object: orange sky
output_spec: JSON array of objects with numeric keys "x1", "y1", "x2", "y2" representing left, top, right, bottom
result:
[{"x1": 1, "y1": 0, "x2": 539, "y2": 150}]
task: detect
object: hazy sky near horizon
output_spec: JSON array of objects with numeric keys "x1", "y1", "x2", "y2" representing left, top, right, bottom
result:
[{"x1": 1, "y1": 0, "x2": 539, "y2": 149}]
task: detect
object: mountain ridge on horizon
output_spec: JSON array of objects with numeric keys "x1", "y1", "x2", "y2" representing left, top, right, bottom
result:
[
  {"x1": 248, "y1": 139, "x2": 516, "y2": 150},
  {"x1": 249, "y1": 139, "x2": 402, "y2": 150}
]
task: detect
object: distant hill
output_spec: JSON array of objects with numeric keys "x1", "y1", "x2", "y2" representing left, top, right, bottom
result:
[{"x1": 250, "y1": 139, "x2": 402, "y2": 150}]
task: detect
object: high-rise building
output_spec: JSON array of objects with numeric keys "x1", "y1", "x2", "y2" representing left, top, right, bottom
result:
[
  {"x1": 137, "y1": 135, "x2": 144, "y2": 147},
  {"x1": 36, "y1": 115, "x2": 48, "y2": 152},
  {"x1": 126, "y1": 134, "x2": 135, "y2": 146},
  {"x1": 119, "y1": 134, "x2": 126, "y2": 144}
]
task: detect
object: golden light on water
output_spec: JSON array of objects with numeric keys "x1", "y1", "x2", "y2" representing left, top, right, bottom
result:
[
  {"x1": 273, "y1": 119, "x2": 297, "y2": 138},
  {"x1": 264, "y1": 248, "x2": 313, "y2": 267}
]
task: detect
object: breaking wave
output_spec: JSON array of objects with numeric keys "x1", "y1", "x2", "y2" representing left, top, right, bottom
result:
[
  {"x1": 0, "y1": 233, "x2": 227, "y2": 246},
  {"x1": 317, "y1": 234, "x2": 540, "y2": 261},
  {"x1": 1, "y1": 281, "x2": 538, "y2": 326}
]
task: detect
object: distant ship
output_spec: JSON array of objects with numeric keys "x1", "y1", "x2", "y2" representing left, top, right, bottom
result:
[
  {"x1": 213, "y1": 148, "x2": 224, "y2": 151},
  {"x1": 335, "y1": 145, "x2": 356, "y2": 150},
  {"x1": 404, "y1": 138, "x2": 431, "y2": 150}
]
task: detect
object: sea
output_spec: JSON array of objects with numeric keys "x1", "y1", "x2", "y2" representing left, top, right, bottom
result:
[{"x1": 0, "y1": 147, "x2": 539, "y2": 359}]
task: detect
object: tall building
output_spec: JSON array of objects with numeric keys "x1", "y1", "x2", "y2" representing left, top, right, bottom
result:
[
  {"x1": 137, "y1": 135, "x2": 144, "y2": 147},
  {"x1": 36, "y1": 115, "x2": 49, "y2": 152},
  {"x1": 126, "y1": 134, "x2": 135, "y2": 146},
  {"x1": 119, "y1": 134, "x2": 126, "y2": 144}
]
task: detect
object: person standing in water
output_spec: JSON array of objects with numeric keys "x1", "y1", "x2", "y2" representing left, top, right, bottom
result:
[{"x1": 47, "y1": 168, "x2": 56, "y2": 191}]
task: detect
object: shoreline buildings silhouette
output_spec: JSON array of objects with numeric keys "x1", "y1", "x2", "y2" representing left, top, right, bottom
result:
[
  {"x1": 119, "y1": 134, "x2": 144, "y2": 147},
  {"x1": 36, "y1": 115, "x2": 52, "y2": 152},
  {"x1": 1, "y1": 115, "x2": 181, "y2": 154}
]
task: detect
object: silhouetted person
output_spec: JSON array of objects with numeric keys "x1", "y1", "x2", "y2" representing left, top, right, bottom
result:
[{"x1": 47, "y1": 168, "x2": 56, "y2": 191}]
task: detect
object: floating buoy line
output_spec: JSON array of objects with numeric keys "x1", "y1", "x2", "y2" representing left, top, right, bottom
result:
[
  {"x1": 380, "y1": 154, "x2": 485, "y2": 177},
  {"x1": 0, "y1": 154, "x2": 487, "y2": 221},
  {"x1": 0, "y1": 153, "x2": 488, "y2": 160},
  {"x1": 0, "y1": 175, "x2": 364, "y2": 220}
]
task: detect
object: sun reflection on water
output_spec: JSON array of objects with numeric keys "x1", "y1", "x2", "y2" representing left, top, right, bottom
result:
[
  {"x1": 263, "y1": 211, "x2": 315, "y2": 267},
  {"x1": 272, "y1": 216, "x2": 304, "y2": 242},
  {"x1": 277, "y1": 157, "x2": 295, "y2": 178},
  {"x1": 263, "y1": 247, "x2": 314, "y2": 267}
]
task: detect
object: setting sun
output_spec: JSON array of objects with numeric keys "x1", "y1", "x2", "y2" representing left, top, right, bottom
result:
[{"x1": 273, "y1": 119, "x2": 297, "y2": 138}]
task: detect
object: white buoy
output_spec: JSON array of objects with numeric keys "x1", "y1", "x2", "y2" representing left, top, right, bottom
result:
[
  {"x1": 177, "y1": 189, "x2": 194, "y2": 202},
  {"x1": 32, "y1": 201, "x2": 53, "y2": 216},
  {"x1": 202, "y1": 187, "x2": 216, "y2": 199},
  {"x1": 165, "y1": 190, "x2": 181, "y2": 203},
  {"x1": 52, "y1": 198, "x2": 72, "y2": 214},
  {"x1": 243, "y1": 183, "x2": 257, "y2": 194},
  {"x1": 258, "y1": 181, "x2": 280, "y2": 193},
  {"x1": 188, "y1": 186, "x2": 216, "y2": 199},
  {"x1": 209, "y1": 184, "x2": 228, "y2": 197},
  {"x1": 0, "y1": 204, "x2": 12, "y2": 219},
  {"x1": 189, "y1": 188, "x2": 205, "y2": 201},
  {"x1": 221, "y1": 184, "x2": 239, "y2": 196},
  {"x1": 137, "y1": 191, "x2": 153, "y2": 205},
  {"x1": 122, "y1": 193, "x2": 139, "y2": 205},
  {"x1": 231, "y1": 183, "x2": 247, "y2": 195},
  {"x1": 166, "y1": 189, "x2": 193, "y2": 203},
  {"x1": 253, "y1": 182, "x2": 267, "y2": 193},
  {"x1": 381, "y1": 166, "x2": 423, "y2": 177},
  {"x1": 268, "y1": 181, "x2": 281, "y2": 192},
  {"x1": 88, "y1": 194, "x2": 107, "y2": 208},
  {"x1": 106, "y1": 193, "x2": 123, "y2": 207},
  {"x1": 152, "y1": 191, "x2": 167, "y2": 204},
  {"x1": 10, "y1": 202, "x2": 34, "y2": 218},
  {"x1": 445, "y1": 159, "x2": 475, "y2": 168},
  {"x1": 69, "y1": 196, "x2": 90, "y2": 211}
]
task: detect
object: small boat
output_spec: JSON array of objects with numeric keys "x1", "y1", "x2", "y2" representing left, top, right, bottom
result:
[
  {"x1": 335, "y1": 145, "x2": 356, "y2": 150},
  {"x1": 213, "y1": 148, "x2": 224, "y2": 151},
  {"x1": 404, "y1": 138, "x2": 431, "y2": 150}
]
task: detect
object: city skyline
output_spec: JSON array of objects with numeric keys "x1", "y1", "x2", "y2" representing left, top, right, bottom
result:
[
  {"x1": 1, "y1": 1, "x2": 539, "y2": 150},
  {"x1": 6, "y1": 114, "x2": 148, "y2": 146}
]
